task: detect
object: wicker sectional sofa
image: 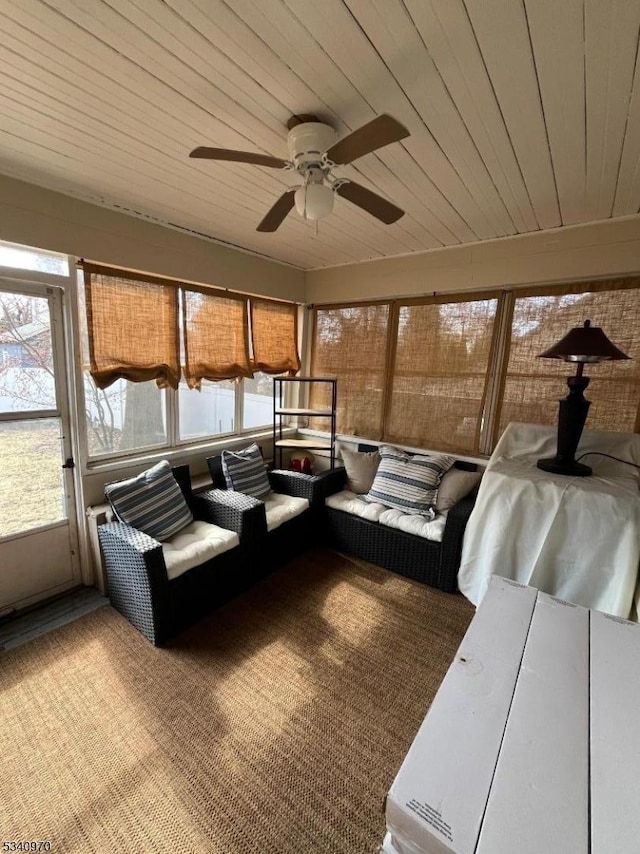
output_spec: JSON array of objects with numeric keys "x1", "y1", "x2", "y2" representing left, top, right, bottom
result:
[
  {"x1": 98, "y1": 449, "x2": 478, "y2": 646},
  {"x1": 318, "y1": 462, "x2": 479, "y2": 593}
]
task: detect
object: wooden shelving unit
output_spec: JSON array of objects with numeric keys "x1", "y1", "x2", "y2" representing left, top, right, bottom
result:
[{"x1": 273, "y1": 376, "x2": 337, "y2": 469}]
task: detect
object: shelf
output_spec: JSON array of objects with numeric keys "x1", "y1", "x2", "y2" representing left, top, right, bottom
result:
[
  {"x1": 273, "y1": 375, "x2": 337, "y2": 468},
  {"x1": 275, "y1": 439, "x2": 333, "y2": 450},
  {"x1": 275, "y1": 376, "x2": 336, "y2": 383},
  {"x1": 275, "y1": 408, "x2": 333, "y2": 417}
]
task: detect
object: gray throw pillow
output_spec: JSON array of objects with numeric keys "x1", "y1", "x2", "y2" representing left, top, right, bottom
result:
[
  {"x1": 105, "y1": 460, "x2": 193, "y2": 542},
  {"x1": 339, "y1": 444, "x2": 380, "y2": 494},
  {"x1": 221, "y1": 443, "x2": 271, "y2": 500},
  {"x1": 436, "y1": 467, "x2": 483, "y2": 512}
]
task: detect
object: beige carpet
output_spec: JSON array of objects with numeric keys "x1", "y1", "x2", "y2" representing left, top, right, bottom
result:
[{"x1": 1, "y1": 547, "x2": 473, "y2": 854}]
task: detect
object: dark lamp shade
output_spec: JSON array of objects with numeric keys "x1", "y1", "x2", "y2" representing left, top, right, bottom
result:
[{"x1": 538, "y1": 319, "x2": 630, "y2": 363}]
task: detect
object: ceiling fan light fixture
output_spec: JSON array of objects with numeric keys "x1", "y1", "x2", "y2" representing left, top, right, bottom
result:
[
  {"x1": 194, "y1": 113, "x2": 409, "y2": 231},
  {"x1": 294, "y1": 183, "x2": 334, "y2": 220}
]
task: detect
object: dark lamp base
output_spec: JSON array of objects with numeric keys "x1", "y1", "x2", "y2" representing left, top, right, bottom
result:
[{"x1": 536, "y1": 457, "x2": 592, "y2": 477}]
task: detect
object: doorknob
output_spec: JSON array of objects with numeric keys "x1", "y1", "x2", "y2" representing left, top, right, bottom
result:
[{"x1": 62, "y1": 458, "x2": 75, "y2": 470}]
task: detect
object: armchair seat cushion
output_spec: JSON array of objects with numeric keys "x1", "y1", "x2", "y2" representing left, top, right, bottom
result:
[
  {"x1": 326, "y1": 489, "x2": 386, "y2": 522},
  {"x1": 263, "y1": 493, "x2": 310, "y2": 532},
  {"x1": 162, "y1": 520, "x2": 240, "y2": 580}
]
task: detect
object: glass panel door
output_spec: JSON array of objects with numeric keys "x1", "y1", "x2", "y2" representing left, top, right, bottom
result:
[{"x1": 0, "y1": 282, "x2": 80, "y2": 612}]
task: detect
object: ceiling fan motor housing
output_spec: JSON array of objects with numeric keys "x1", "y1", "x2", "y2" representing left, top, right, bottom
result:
[{"x1": 287, "y1": 122, "x2": 336, "y2": 169}]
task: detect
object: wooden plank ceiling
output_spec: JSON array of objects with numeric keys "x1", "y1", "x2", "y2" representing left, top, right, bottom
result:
[{"x1": 0, "y1": 0, "x2": 639, "y2": 270}]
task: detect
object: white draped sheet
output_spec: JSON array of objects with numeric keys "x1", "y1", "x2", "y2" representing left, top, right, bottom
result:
[{"x1": 458, "y1": 423, "x2": 640, "y2": 617}]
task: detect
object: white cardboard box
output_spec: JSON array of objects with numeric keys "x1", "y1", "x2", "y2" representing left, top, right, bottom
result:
[
  {"x1": 476, "y1": 593, "x2": 589, "y2": 853},
  {"x1": 385, "y1": 576, "x2": 537, "y2": 854},
  {"x1": 590, "y1": 610, "x2": 640, "y2": 854},
  {"x1": 380, "y1": 832, "x2": 403, "y2": 854},
  {"x1": 385, "y1": 582, "x2": 640, "y2": 853}
]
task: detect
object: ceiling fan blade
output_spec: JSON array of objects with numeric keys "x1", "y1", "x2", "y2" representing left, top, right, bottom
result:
[
  {"x1": 190, "y1": 147, "x2": 289, "y2": 169},
  {"x1": 325, "y1": 115, "x2": 409, "y2": 165},
  {"x1": 336, "y1": 181, "x2": 405, "y2": 224},
  {"x1": 257, "y1": 189, "x2": 297, "y2": 232}
]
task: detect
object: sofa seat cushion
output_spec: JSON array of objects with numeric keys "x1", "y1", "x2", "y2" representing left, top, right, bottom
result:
[
  {"x1": 327, "y1": 489, "x2": 447, "y2": 542},
  {"x1": 378, "y1": 508, "x2": 447, "y2": 542},
  {"x1": 162, "y1": 520, "x2": 240, "y2": 581},
  {"x1": 326, "y1": 489, "x2": 387, "y2": 522},
  {"x1": 264, "y1": 493, "x2": 310, "y2": 532}
]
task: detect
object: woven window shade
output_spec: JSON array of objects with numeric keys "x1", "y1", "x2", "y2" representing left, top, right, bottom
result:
[
  {"x1": 84, "y1": 264, "x2": 180, "y2": 390},
  {"x1": 310, "y1": 304, "x2": 390, "y2": 437},
  {"x1": 182, "y1": 289, "x2": 252, "y2": 389},
  {"x1": 250, "y1": 299, "x2": 300, "y2": 375},
  {"x1": 386, "y1": 298, "x2": 498, "y2": 454},
  {"x1": 498, "y1": 285, "x2": 640, "y2": 438}
]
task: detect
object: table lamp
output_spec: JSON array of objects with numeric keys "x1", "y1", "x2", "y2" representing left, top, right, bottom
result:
[{"x1": 536, "y1": 319, "x2": 630, "y2": 477}]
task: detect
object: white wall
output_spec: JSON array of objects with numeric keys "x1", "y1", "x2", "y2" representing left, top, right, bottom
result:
[
  {"x1": 304, "y1": 215, "x2": 640, "y2": 303},
  {"x1": 0, "y1": 175, "x2": 305, "y2": 301}
]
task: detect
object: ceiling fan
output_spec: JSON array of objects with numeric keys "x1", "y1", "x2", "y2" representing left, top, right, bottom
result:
[{"x1": 189, "y1": 114, "x2": 410, "y2": 232}]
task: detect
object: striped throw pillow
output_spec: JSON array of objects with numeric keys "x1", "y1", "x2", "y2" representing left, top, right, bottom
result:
[
  {"x1": 366, "y1": 445, "x2": 455, "y2": 519},
  {"x1": 221, "y1": 443, "x2": 271, "y2": 500},
  {"x1": 105, "y1": 460, "x2": 193, "y2": 541}
]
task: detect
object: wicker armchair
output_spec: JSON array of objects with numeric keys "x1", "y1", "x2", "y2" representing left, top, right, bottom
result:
[
  {"x1": 318, "y1": 464, "x2": 478, "y2": 592},
  {"x1": 98, "y1": 465, "x2": 260, "y2": 646},
  {"x1": 205, "y1": 454, "x2": 324, "y2": 574}
]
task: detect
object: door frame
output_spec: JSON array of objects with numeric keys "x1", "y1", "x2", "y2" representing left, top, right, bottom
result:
[{"x1": 0, "y1": 267, "x2": 87, "y2": 607}]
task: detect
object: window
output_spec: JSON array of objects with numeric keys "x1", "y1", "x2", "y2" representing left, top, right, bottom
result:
[
  {"x1": 243, "y1": 372, "x2": 280, "y2": 431},
  {"x1": 182, "y1": 289, "x2": 251, "y2": 388},
  {"x1": 84, "y1": 376, "x2": 167, "y2": 456},
  {"x1": 0, "y1": 419, "x2": 65, "y2": 537},
  {"x1": 0, "y1": 290, "x2": 65, "y2": 536},
  {"x1": 83, "y1": 263, "x2": 180, "y2": 390},
  {"x1": 77, "y1": 271, "x2": 169, "y2": 458},
  {"x1": 250, "y1": 300, "x2": 300, "y2": 375},
  {"x1": 309, "y1": 278, "x2": 640, "y2": 455},
  {"x1": 387, "y1": 297, "x2": 498, "y2": 454},
  {"x1": 0, "y1": 293, "x2": 56, "y2": 412},
  {"x1": 76, "y1": 267, "x2": 299, "y2": 461},
  {"x1": 310, "y1": 303, "x2": 390, "y2": 438},
  {"x1": 0, "y1": 241, "x2": 69, "y2": 277},
  {"x1": 178, "y1": 379, "x2": 235, "y2": 441},
  {"x1": 498, "y1": 285, "x2": 640, "y2": 440}
]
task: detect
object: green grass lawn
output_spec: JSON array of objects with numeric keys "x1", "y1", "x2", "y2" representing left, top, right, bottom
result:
[{"x1": 0, "y1": 420, "x2": 66, "y2": 537}]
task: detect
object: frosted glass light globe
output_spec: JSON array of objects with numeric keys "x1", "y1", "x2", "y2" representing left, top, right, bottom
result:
[{"x1": 294, "y1": 183, "x2": 334, "y2": 220}]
